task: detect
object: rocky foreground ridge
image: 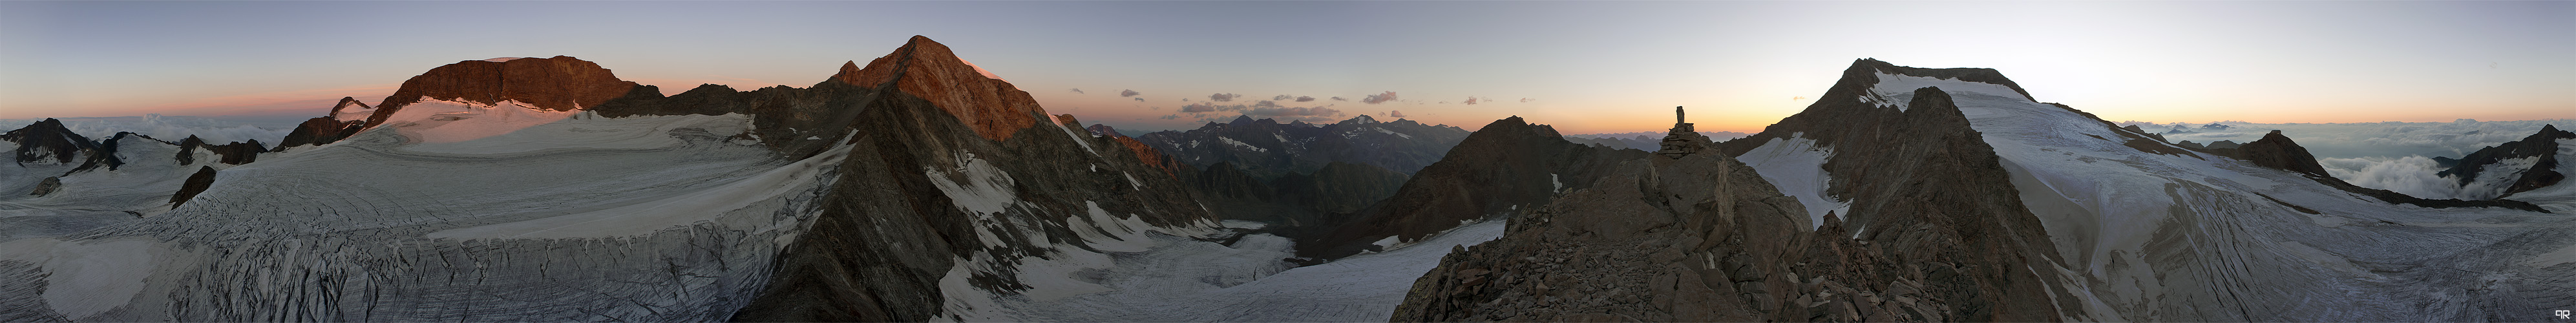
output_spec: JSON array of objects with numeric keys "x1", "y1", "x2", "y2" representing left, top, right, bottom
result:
[{"x1": 1393, "y1": 58, "x2": 2576, "y2": 322}]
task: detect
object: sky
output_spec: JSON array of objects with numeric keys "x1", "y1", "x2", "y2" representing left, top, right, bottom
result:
[{"x1": 2, "y1": 1, "x2": 2569, "y2": 134}]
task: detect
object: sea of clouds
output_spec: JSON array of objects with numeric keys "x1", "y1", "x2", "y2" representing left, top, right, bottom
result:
[{"x1": 2124, "y1": 118, "x2": 2575, "y2": 200}]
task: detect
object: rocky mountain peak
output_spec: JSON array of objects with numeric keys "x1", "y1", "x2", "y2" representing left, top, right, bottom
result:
[
  {"x1": 2236, "y1": 130, "x2": 2332, "y2": 178},
  {"x1": 825, "y1": 36, "x2": 1046, "y2": 141},
  {"x1": 1340, "y1": 114, "x2": 1380, "y2": 125},
  {"x1": 4, "y1": 118, "x2": 98, "y2": 164},
  {"x1": 2437, "y1": 124, "x2": 2575, "y2": 196},
  {"x1": 375, "y1": 56, "x2": 639, "y2": 114}
]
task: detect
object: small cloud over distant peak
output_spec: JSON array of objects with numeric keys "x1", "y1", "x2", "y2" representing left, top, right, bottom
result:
[
  {"x1": 1519, "y1": 98, "x2": 1534, "y2": 103},
  {"x1": 1272, "y1": 94, "x2": 1294, "y2": 101},
  {"x1": 1464, "y1": 97, "x2": 1481, "y2": 105},
  {"x1": 1209, "y1": 93, "x2": 1241, "y2": 102},
  {"x1": 1069, "y1": 88, "x2": 1085, "y2": 94},
  {"x1": 1388, "y1": 110, "x2": 1407, "y2": 118},
  {"x1": 1362, "y1": 91, "x2": 1399, "y2": 104},
  {"x1": 1134, "y1": 98, "x2": 1146, "y2": 102},
  {"x1": 1331, "y1": 96, "x2": 1347, "y2": 101},
  {"x1": 1159, "y1": 115, "x2": 1179, "y2": 120},
  {"x1": 1181, "y1": 103, "x2": 1219, "y2": 112},
  {"x1": 1295, "y1": 96, "x2": 1315, "y2": 102},
  {"x1": 1120, "y1": 89, "x2": 1141, "y2": 97}
]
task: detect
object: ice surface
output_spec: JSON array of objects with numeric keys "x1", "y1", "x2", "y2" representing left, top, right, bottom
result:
[
  {"x1": 1888, "y1": 76, "x2": 2576, "y2": 321},
  {"x1": 0, "y1": 109, "x2": 825, "y2": 321},
  {"x1": 1734, "y1": 134, "x2": 1849, "y2": 230}
]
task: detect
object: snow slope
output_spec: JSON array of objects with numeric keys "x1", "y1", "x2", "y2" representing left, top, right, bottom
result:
[
  {"x1": 947, "y1": 220, "x2": 1508, "y2": 322},
  {"x1": 1733, "y1": 134, "x2": 1850, "y2": 230},
  {"x1": 1876, "y1": 76, "x2": 2576, "y2": 321}
]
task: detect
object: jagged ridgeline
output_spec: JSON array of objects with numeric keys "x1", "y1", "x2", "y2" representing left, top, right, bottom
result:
[
  {"x1": 0, "y1": 36, "x2": 1223, "y2": 322},
  {"x1": 1393, "y1": 59, "x2": 2576, "y2": 322}
]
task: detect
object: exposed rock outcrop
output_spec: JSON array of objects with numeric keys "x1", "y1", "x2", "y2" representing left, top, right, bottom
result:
[
  {"x1": 1398, "y1": 59, "x2": 2075, "y2": 322},
  {"x1": 4, "y1": 118, "x2": 98, "y2": 165},
  {"x1": 2442, "y1": 124, "x2": 2574, "y2": 196},
  {"x1": 2202, "y1": 130, "x2": 2331, "y2": 178},
  {"x1": 28, "y1": 176, "x2": 60, "y2": 196},
  {"x1": 1290, "y1": 116, "x2": 1645, "y2": 260},
  {"x1": 170, "y1": 166, "x2": 217, "y2": 207},
  {"x1": 726, "y1": 36, "x2": 1215, "y2": 322},
  {"x1": 374, "y1": 56, "x2": 639, "y2": 115},
  {"x1": 175, "y1": 135, "x2": 265, "y2": 165}
]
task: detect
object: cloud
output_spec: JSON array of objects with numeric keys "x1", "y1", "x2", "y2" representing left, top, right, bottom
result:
[
  {"x1": 1295, "y1": 96, "x2": 1315, "y2": 102},
  {"x1": 1120, "y1": 89, "x2": 1141, "y2": 97},
  {"x1": 1272, "y1": 94, "x2": 1293, "y2": 101},
  {"x1": 1209, "y1": 93, "x2": 1241, "y2": 102},
  {"x1": 1159, "y1": 115, "x2": 1179, "y2": 120},
  {"x1": 1520, "y1": 98, "x2": 1534, "y2": 103},
  {"x1": 1069, "y1": 89, "x2": 1084, "y2": 94},
  {"x1": 1243, "y1": 105, "x2": 1344, "y2": 121},
  {"x1": 1388, "y1": 110, "x2": 1407, "y2": 118},
  {"x1": 1331, "y1": 96, "x2": 1347, "y2": 101},
  {"x1": 1134, "y1": 98, "x2": 1146, "y2": 102},
  {"x1": 1180, "y1": 103, "x2": 1220, "y2": 113},
  {"x1": 1362, "y1": 91, "x2": 1399, "y2": 104},
  {"x1": 1464, "y1": 97, "x2": 1481, "y2": 105},
  {"x1": 2321, "y1": 156, "x2": 2464, "y2": 200}
]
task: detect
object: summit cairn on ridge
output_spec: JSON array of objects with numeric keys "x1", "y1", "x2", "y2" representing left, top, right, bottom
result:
[{"x1": 1655, "y1": 105, "x2": 1711, "y2": 159}]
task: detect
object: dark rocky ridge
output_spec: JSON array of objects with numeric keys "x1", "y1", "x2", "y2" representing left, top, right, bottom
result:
[
  {"x1": 2444, "y1": 124, "x2": 2574, "y2": 197},
  {"x1": 1288, "y1": 116, "x2": 1645, "y2": 260},
  {"x1": 713, "y1": 36, "x2": 1216, "y2": 321},
  {"x1": 5, "y1": 118, "x2": 98, "y2": 165},
  {"x1": 174, "y1": 135, "x2": 264, "y2": 165},
  {"x1": 272, "y1": 98, "x2": 374, "y2": 150},
  {"x1": 2174, "y1": 129, "x2": 2555, "y2": 212},
  {"x1": 2197, "y1": 130, "x2": 2332, "y2": 178},
  {"x1": 1134, "y1": 114, "x2": 1472, "y2": 179},
  {"x1": 1395, "y1": 59, "x2": 2084, "y2": 321}
]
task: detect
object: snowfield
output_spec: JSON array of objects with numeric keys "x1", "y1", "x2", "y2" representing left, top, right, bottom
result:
[
  {"x1": 1734, "y1": 133, "x2": 1851, "y2": 231},
  {"x1": 947, "y1": 220, "x2": 1508, "y2": 322},
  {"x1": 1874, "y1": 76, "x2": 2576, "y2": 321}
]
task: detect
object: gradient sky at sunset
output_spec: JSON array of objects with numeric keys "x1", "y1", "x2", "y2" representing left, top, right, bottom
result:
[{"x1": 3, "y1": 1, "x2": 2569, "y2": 134}]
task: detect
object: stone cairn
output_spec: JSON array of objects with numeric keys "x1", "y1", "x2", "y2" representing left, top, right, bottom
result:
[{"x1": 1656, "y1": 106, "x2": 1712, "y2": 159}]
